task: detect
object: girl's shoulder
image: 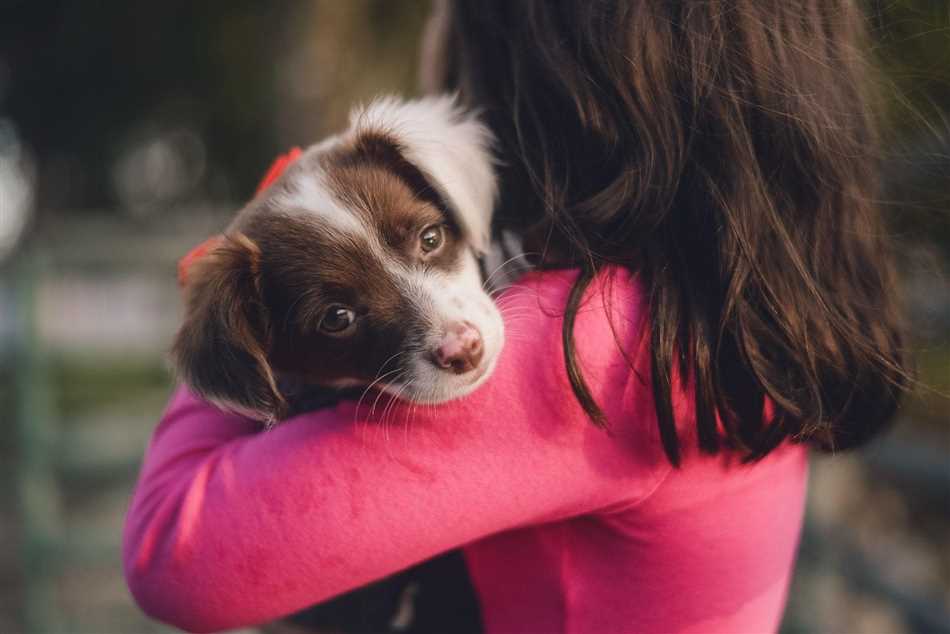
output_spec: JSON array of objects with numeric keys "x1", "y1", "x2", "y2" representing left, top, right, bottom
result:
[
  {"x1": 503, "y1": 265, "x2": 646, "y2": 344},
  {"x1": 486, "y1": 265, "x2": 664, "y2": 466},
  {"x1": 498, "y1": 265, "x2": 649, "y2": 395}
]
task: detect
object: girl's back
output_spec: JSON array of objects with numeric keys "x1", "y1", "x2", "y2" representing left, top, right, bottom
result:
[
  {"x1": 466, "y1": 445, "x2": 806, "y2": 633},
  {"x1": 461, "y1": 268, "x2": 807, "y2": 633}
]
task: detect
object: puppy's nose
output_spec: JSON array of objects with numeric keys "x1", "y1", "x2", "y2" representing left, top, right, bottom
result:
[{"x1": 433, "y1": 321, "x2": 484, "y2": 374}]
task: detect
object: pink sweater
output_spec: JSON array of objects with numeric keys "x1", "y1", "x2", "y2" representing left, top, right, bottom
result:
[{"x1": 123, "y1": 267, "x2": 807, "y2": 634}]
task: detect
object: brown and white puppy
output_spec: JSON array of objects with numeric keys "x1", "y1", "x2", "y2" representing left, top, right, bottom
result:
[{"x1": 172, "y1": 96, "x2": 503, "y2": 424}]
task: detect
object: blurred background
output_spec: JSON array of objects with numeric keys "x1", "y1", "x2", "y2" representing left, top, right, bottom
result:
[{"x1": 0, "y1": 1, "x2": 946, "y2": 632}]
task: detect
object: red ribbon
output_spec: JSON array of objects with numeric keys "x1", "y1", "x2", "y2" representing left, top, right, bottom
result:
[
  {"x1": 254, "y1": 146, "x2": 303, "y2": 196},
  {"x1": 178, "y1": 147, "x2": 303, "y2": 287}
]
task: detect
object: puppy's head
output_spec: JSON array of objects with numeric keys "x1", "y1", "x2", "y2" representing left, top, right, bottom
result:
[{"x1": 172, "y1": 96, "x2": 502, "y2": 422}]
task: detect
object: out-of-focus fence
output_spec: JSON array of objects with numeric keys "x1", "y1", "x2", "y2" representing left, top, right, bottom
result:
[{"x1": 3, "y1": 211, "x2": 231, "y2": 633}]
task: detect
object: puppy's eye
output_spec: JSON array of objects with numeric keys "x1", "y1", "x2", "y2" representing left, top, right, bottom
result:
[
  {"x1": 319, "y1": 305, "x2": 356, "y2": 333},
  {"x1": 419, "y1": 225, "x2": 444, "y2": 254}
]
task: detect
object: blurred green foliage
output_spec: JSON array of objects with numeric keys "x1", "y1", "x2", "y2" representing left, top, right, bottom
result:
[
  {"x1": 49, "y1": 357, "x2": 170, "y2": 420},
  {"x1": 0, "y1": 0, "x2": 430, "y2": 209},
  {"x1": 870, "y1": 1, "x2": 950, "y2": 131},
  {"x1": 867, "y1": 1, "x2": 950, "y2": 259}
]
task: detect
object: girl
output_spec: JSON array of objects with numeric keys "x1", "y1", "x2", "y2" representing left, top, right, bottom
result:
[{"x1": 123, "y1": 1, "x2": 908, "y2": 632}]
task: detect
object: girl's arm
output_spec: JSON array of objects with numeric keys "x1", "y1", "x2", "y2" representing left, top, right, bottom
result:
[{"x1": 122, "y1": 270, "x2": 669, "y2": 633}]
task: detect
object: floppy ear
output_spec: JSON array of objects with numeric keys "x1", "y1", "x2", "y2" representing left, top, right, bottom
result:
[
  {"x1": 171, "y1": 234, "x2": 286, "y2": 423},
  {"x1": 350, "y1": 95, "x2": 497, "y2": 253}
]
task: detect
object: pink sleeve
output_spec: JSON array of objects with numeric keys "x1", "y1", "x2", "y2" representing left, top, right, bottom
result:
[{"x1": 122, "y1": 269, "x2": 670, "y2": 632}]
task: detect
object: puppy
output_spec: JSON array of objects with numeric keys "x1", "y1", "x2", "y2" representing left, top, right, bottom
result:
[{"x1": 172, "y1": 95, "x2": 503, "y2": 424}]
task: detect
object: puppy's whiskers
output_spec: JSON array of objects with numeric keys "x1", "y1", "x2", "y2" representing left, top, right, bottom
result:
[
  {"x1": 370, "y1": 372, "x2": 406, "y2": 419},
  {"x1": 481, "y1": 252, "x2": 535, "y2": 292},
  {"x1": 355, "y1": 366, "x2": 405, "y2": 424},
  {"x1": 380, "y1": 380, "x2": 412, "y2": 441}
]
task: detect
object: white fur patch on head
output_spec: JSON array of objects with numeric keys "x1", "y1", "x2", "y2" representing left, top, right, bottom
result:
[
  {"x1": 274, "y1": 170, "x2": 368, "y2": 237},
  {"x1": 347, "y1": 95, "x2": 498, "y2": 253}
]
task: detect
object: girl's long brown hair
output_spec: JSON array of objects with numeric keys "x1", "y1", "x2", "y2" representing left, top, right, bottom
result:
[{"x1": 428, "y1": 0, "x2": 910, "y2": 465}]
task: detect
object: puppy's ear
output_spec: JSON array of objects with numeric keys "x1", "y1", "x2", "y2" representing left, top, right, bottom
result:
[
  {"x1": 351, "y1": 95, "x2": 497, "y2": 253},
  {"x1": 171, "y1": 234, "x2": 286, "y2": 423}
]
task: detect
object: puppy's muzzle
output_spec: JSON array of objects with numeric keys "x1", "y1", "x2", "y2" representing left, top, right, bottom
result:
[{"x1": 432, "y1": 321, "x2": 484, "y2": 375}]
